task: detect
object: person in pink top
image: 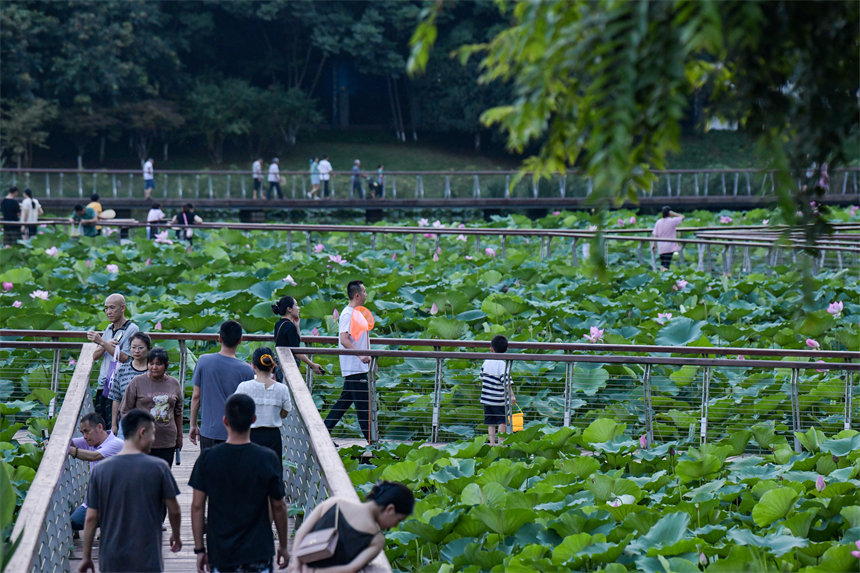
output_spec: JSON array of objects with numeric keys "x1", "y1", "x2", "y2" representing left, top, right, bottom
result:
[{"x1": 651, "y1": 206, "x2": 684, "y2": 271}]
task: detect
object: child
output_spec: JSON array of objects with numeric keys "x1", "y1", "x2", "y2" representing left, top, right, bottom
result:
[{"x1": 480, "y1": 335, "x2": 515, "y2": 446}]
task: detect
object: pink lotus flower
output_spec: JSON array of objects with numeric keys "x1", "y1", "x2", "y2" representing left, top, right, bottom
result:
[
  {"x1": 12, "y1": 300, "x2": 22, "y2": 308},
  {"x1": 762, "y1": 219, "x2": 769, "y2": 225},
  {"x1": 328, "y1": 254, "x2": 346, "y2": 265},
  {"x1": 282, "y1": 274, "x2": 297, "y2": 285},
  {"x1": 85, "y1": 259, "x2": 92, "y2": 268},
  {"x1": 816, "y1": 475, "x2": 826, "y2": 492},
  {"x1": 616, "y1": 218, "x2": 625, "y2": 227},
  {"x1": 827, "y1": 301, "x2": 843, "y2": 316},
  {"x1": 154, "y1": 231, "x2": 173, "y2": 244},
  {"x1": 314, "y1": 243, "x2": 325, "y2": 253},
  {"x1": 391, "y1": 253, "x2": 397, "y2": 260},
  {"x1": 106, "y1": 264, "x2": 119, "y2": 274},
  {"x1": 465, "y1": 255, "x2": 473, "y2": 260},
  {"x1": 552, "y1": 211, "x2": 561, "y2": 216},
  {"x1": 851, "y1": 539, "x2": 860, "y2": 558},
  {"x1": 418, "y1": 218, "x2": 430, "y2": 227},
  {"x1": 155, "y1": 321, "x2": 162, "y2": 330},
  {"x1": 815, "y1": 360, "x2": 827, "y2": 373},
  {"x1": 737, "y1": 355, "x2": 746, "y2": 360},
  {"x1": 609, "y1": 499, "x2": 621, "y2": 507},
  {"x1": 436, "y1": 247, "x2": 442, "y2": 254},
  {"x1": 584, "y1": 326, "x2": 604, "y2": 343},
  {"x1": 145, "y1": 258, "x2": 151, "y2": 266},
  {"x1": 806, "y1": 338, "x2": 820, "y2": 349},
  {"x1": 587, "y1": 225, "x2": 597, "y2": 231},
  {"x1": 719, "y1": 216, "x2": 733, "y2": 224},
  {"x1": 39, "y1": 224, "x2": 47, "y2": 228},
  {"x1": 699, "y1": 553, "x2": 707, "y2": 566},
  {"x1": 674, "y1": 279, "x2": 688, "y2": 290},
  {"x1": 657, "y1": 312, "x2": 673, "y2": 323},
  {"x1": 628, "y1": 216, "x2": 636, "y2": 224},
  {"x1": 485, "y1": 247, "x2": 496, "y2": 257},
  {"x1": 423, "y1": 233, "x2": 436, "y2": 239},
  {"x1": 69, "y1": 358, "x2": 76, "y2": 366},
  {"x1": 639, "y1": 435, "x2": 648, "y2": 448},
  {"x1": 432, "y1": 220, "x2": 443, "y2": 228},
  {"x1": 310, "y1": 327, "x2": 319, "y2": 336},
  {"x1": 432, "y1": 252, "x2": 439, "y2": 262},
  {"x1": 430, "y1": 303, "x2": 438, "y2": 315},
  {"x1": 245, "y1": 244, "x2": 250, "y2": 249},
  {"x1": 2, "y1": 281, "x2": 12, "y2": 291},
  {"x1": 45, "y1": 246, "x2": 59, "y2": 256},
  {"x1": 849, "y1": 205, "x2": 859, "y2": 217},
  {"x1": 514, "y1": 279, "x2": 520, "y2": 287},
  {"x1": 332, "y1": 308, "x2": 340, "y2": 321},
  {"x1": 29, "y1": 290, "x2": 49, "y2": 300},
  {"x1": 456, "y1": 234, "x2": 467, "y2": 242},
  {"x1": 457, "y1": 223, "x2": 465, "y2": 229}
]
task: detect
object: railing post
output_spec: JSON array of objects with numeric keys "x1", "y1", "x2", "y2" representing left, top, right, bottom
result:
[
  {"x1": 666, "y1": 173, "x2": 672, "y2": 196},
  {"x1": 49, "y1": 339, "x2": 61, "y2": 418},
  {"x1": 790, "y1": 368, "x2": 801, "y2": 453},
  {"x1": 77, "y1": 172, "x2": 83, "y2": 197},
  {"x1": 643, "y1": 364, "x2": 654, "y2": 446},
  {"x1": 732, "y1": 173, "x2": 739, "y2": 196},
  {"x1": 677, "y1": 173, "x2": 682, "y2": 196},
  {"x1": 586, "y1": 177, "x2": 592, "y2": 197},
  {"x1": 844, "y1": 369, "x2": 854, "y2": 431},
  {"x1": 241, "y1": 177, "x2": 246, "y2": 199},
  {"x1": 504, "y1": 360, "x2": 513, "y2": 435},
  {"x1": 291, "y1": 175, "x2": 296, "y2": 199},
  {"x1": 745, "y1": 172, "x2": 752, "y2": 195},
  {"x1": 500, "y1": 235, "x2": 506, "y2": 258},
  {"x1": 563, "y1": 360, "x2": 573, "y2": 427},
  {"x1": 369, "y1": 357, "x2": 379, "y2": 444},
  {"x1": 196, "y1": 174, "x2": 201, "y2": 198},
  {"x1": 504, "y1": 175, "x2": 511, "y2": 198},
  {"x1": 699, "y1": 367, "x2": 711, "y2": 445},
  {"x1": 420, "y1": 175, "x2": 425, "y2": 198},
  {"x1": 444, "y1": 175, "x2": 451, "y2": 199},
  {"x1": 163, "y1": 173, "x2": 168, "y2": 198},
  {"x1": 704, "y1": 172, "x2": 709, "y2": 196},
  {"x1": 392, "y1": 175, "x2": 397, "y2": 199},
  {"x1": 571, "y1": 238, "x2": 578, "y2": 266},
  {"x1": 128, "y1": 173, "x2": 133, "y2": 198},
  {"x1": 208, "y1": 174, "x2": 214, "y2": 198},
  {"x1": 678, "y1": 243, "x2": 685, "y2": 265},
  {"x1": 743, "y1": 247, "x2": 751, "y2": 273},
  {"x1": 306, "y1": 232, "x2": 312, "y2": 255},
  {"x1": 178, "y1": 176, "x2": 183, "y2": 199},
  {"x1": 411, "y1": 234, "x2": 417, "y2": 257},
  {"x1": 721, "y1": 172, "x2": 727, "y2": 195},
  {"x1": 348, "y1": 232, "x2": 354, "y2": 252},
  {"x1": 178, "y1": 340, "x2": 188, "y2": 390},
  {"x1": 431, "y1": 353, "x2": 442, "y2": 442},
  {"x1": 286, "y1": 231, "x2": 292, "y2": 257},
  {"x1": 59, "y1": 172, "x2": 64, "y2": 196},
  {"x1": 93, "y1": 173, "x2": 98, "y2": 196},
  {"x1": 226, "y1": 174, "x2": 231, "y2": 199},
  {"x1": 697, "y1": 244, "x2": 705, "y2": 272},
  {"x1": 473, "y1": 175, "x2": 480, "y2": 198},
  {"x1": 559, "y1": 174, "x2": 566, "y2": 198},
  {"x1": 45, "y1": 173, "x2": 51, "y2": 198},
  {"x1": 694, "y1": 173, "x2": 700, "y2": 196}
]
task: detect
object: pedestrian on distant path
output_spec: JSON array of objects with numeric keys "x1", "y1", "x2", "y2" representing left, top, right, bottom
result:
[
  {"x1": 20, "y1": 188, "x2": 42, "y2": 239},
  {"x1": 71, "y1": 203, "x2": 98, "y2": 237},
  {"x1": 351, "y1": 159, "x2": 364, "y2": 199},
  {"x1": 480, "y1": 335, "x2": 515, "y2": 446},
  {"x1": 1, "y1": 186, "x2": 21, "y2": 247},
  {"x1": 87, "y1": 293, "x2": 139, "y2": 427},
  {"x1": 273, "y1": 295, "x2": 325, "y2": 376},
  {"x1": 318, "y1": 155, "x2": 333, "y2": 198},
  {"x1": 143, "y1": 157, "x2": 155, "y2": 199},
  {"x1": 109, "y1": 332, "x2": 151, "y2": 437},
  {"x1": 68, "y1": 412, "x2": 123, "y2": 531},
  {"x1": 324, "y1": 280, "x2": 373, "y2": 442},
  {"x1": 268, "y1": 157, "x2": 283, "y2": 200},
  {"x1": 190, "y1": 393, "x2": 289, "y2": 573},
  {"x1": 87, "y1": 193, "x2": 103, "y2": 235},
  {"x1": 170, "y1": 203, "x2": 202, "y2": 251},
  {"x1": 120, "y1": 347, "x2": 183, "y2": 468},
  {"x1": 78, "y1": 409, "x2": 182, "y2": 573},
  {"x1": 309, "y1": 157, "x2": 321, "y2": 199},
  {"x1": 252, "y1": 157, "x2": 264, "y2": 200},
  {"x1": 289, "y1": 481, "x2": 414, "y2": 573},
  {"x1": 146, "y1": 202, "x2": 166, "y2": 240},
  {"x1": 190, "y1": 320, "x2": 255, "y2": 451},
  {"x1": 651, "y1": 206, "x2": 685, "y2": 271},
  {"x1": 234, "y1": 347, "x2": 292, "y2": 457}
]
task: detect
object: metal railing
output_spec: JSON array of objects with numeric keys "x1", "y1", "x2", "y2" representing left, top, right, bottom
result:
[{"x1": 3, "y1": 167, "x2": 858, "y2": 200}]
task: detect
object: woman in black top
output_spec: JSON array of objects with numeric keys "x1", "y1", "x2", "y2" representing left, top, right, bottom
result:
[{"x1": 272, "y1": 295, "x2": 324, "y2": 375}]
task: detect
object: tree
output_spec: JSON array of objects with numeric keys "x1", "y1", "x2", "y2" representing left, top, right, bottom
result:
[
  {"x1": 184, "y1": 79, "x2": 255, "y2": 165},
  {"x1": 0, "y1": 98, "x2": 59, "y2": 168},
  {"x1": 61, "y1": 97, "x2": 119, "y2": 168},
  {"x1": 409, "y1": 0, "x2": 860, "y2": 249},
  {"x1": 118, "y1": 99, "x2": 184, "y2": 162}
]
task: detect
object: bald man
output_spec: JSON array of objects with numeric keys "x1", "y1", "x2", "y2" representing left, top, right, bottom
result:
[{"x1": 87, "y1": 293, "x2": 139, "y2": 424}]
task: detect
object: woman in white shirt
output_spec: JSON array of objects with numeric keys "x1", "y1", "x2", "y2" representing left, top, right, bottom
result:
[
  {"x1": 234, "y1": 347, "x2": 292, "y2": 457},
  {"x1": 20, "y1": 188, "x2": 42, "y2": 239},
  {"x1": 146, "y1": 202, "x2": 166, "y2": 240}
]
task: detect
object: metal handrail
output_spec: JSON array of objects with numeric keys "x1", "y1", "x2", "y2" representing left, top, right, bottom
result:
[{"x1": 2, "y1": 330, "x2": 857, "y2": 360}]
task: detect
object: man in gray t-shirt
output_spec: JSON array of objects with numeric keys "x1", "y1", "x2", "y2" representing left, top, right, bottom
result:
[
  {"x1": 79, "y1": 409, "x2": 181, "y2": 573},
  {"x1": 189, "y1": 320, "x2": 254, "y2": 450}
]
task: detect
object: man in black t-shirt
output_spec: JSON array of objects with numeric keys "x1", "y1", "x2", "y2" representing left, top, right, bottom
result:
[
  {"x1": 1, "y1": 186, "x2": 21, "y2": 246},
  {"x1": 189, "y1": 393, "x2": 289, "y2": 572}
]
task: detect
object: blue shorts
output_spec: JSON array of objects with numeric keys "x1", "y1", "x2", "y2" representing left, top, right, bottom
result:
[
  {"x1": 144, "y1": 179, "x2": 155, "y2": 190},
  {"x1": 483, "y1": 404, "x2": 505, "y2": 425}
]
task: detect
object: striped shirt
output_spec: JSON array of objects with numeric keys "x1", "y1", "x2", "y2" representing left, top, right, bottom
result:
[{"x1": 480, "y1": 359, "x2": 509, "y2": 406}]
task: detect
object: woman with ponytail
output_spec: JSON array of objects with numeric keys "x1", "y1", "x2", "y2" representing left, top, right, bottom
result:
[
  {"x1": 289, "y1": 481, "x2": 414, "y2": 572},
  {"x1": 234, "y1": 347, "x2": 293, "y2": 456},
  {"x1": 272, "y1": 295, "x2": 324, "y2": 376}
]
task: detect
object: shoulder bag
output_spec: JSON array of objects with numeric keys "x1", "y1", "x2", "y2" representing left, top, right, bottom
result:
[{"x1": 295, "y1": 504, "x2": 340, "y2": 563}]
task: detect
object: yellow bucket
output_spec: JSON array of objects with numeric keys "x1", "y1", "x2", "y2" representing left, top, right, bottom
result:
[{"x1": 511, "y1": 407, "x2": 524, "y2": 432}]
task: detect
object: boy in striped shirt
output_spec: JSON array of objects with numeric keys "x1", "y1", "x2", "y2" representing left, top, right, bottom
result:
[{"x1": 480, "y1": 335, "x2": 516, "y2": 446}]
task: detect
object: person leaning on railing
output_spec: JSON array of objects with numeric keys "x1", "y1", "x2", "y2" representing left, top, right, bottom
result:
[{"x1": 68, "y1": 412, "x2": 123, "y2": 532}]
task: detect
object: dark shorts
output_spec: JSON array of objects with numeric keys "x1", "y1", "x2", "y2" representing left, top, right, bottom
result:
[
  {"x1": 483, "y1": 404, "x2": 505, "y2": 425},
  {"x1": 200, "y1": 436, "x2": 225, "y2": 451},
  {"x1": 659, "y1": 252, "x2": 674, "y2": 269},
  {"x1": 145, "y1": 179, "x2": 155, "y2": 190},
  {"x1": 253, "y1": 179, "x2": 262, "y2": 191}
]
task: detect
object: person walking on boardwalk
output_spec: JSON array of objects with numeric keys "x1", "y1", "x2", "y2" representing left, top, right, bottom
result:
[
  {"x1": 20, "y1": 188, "x2": 42, "y2": 239},
  {"x1": 351, "y1": 159, "x2": 364, "y2": 199},
  {"x1": 308, "y1": 157, "x2": 321, "y2": 199},
  {"x1": 189, "y1": 320, "x2": 254, "y2": 451},
  {"x1": 143, "y1": 157, "x2": 155, "y2": 199},
  {"x1": 1, "y1": 186, "x2": 21, "y2": 246},
  {"x1": 68, "y1": 412, "x2": 123, "y2": 531},
  {"x1": 234, "y1": 347, "x2": 292, "y2": 457},
  {"x1": 651, "y1": 205, "x2": 685, "y2": 271},
  {"x1": 267, "y1": 157, "x2": 283, "y2": 200},
  {"x1": 252, "y1": 157, "x2": 264, "y2": 200},
  {"x1": 87, "y1": 293, "x2": 139, "y2": 430},
  {"x1": 318, "y1": 154, "x2": 333, "y2": 198},
  {"x1": 79, "y1": 409, "x2": 181, "y2": 573},
  {"x1": 189, "y1": 393, "x2": 289, "y2": 573},
  {"x1": 324, "y1": 280, "x2": 373, "y2": 442},
  {"x1": 272, "y1": 295, "x2": 325, "y2": 376}
]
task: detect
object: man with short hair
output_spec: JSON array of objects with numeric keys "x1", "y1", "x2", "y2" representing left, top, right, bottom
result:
[
  {"x1": 252, "y1": 157, "x2": 264, "y2": 200},
  {"x1": 190, "y1": 394, "x2": 289, "y2": 573},
  {"x1": 1, "y1": 186, "x2": 21, "y2": 247},
  {"x1": 324, "y1": 280, "x2": 372, "y2": 442},
  {"x1": 318, "y1": 154, "x2": 333, "y2": 198},
  {"x1": 351, "y1": 159, "x2": 363, "y2": 199},
  {"x1": 190, "y1": 320, "x2": 254, "y2": 450},
  {"x1": 72, "y1": 204, "x2": 99, "y2": 238},
  {"x1": 68, "y1": 412, "x2": 123, "y2": 531},
  {"x1": 267, "y1": 157, "x2": 283, "y2": 200},
  {"x1": 79, "y1": 409, "x2": 181, "y2": 573},
  {"x1": 143, "y1": 157, "x2": 155, "y2": 199},
  {"x1": 87, "y1": 293, "x2": 139, "y2": 427}
]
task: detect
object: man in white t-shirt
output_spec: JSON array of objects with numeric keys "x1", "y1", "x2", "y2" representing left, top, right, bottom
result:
[
  {"x1": 143, "y1": 158, "x2": 155, "y2": 199},
  {"x1": 324, "y1": 280, "x2": 371, "y2": 442},
  {"x1": 252, "y1": 158, "x2": 263, "y2": 200},
  {"x1": 267, "y1": 158, "x2": 283, "y2": 200},
  {"x1": 318, "y1": 155, "x2": 333, "y2": 199},
  {"x1": 651, "y1": 205, "x2": 685, "y2": 270}
]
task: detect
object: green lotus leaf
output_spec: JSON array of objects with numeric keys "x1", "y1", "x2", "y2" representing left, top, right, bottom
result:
[
  {"x1": 819, "y1": 434, "x2": 860, "y2": 457},
  {"x1": 751, "y1": 487, "x2": 798, "y2": 527},
  {"x1": 470, "y1": 505, "x2": 536, "y2": 537},
  {"x1": 655, "y1": 317, "x2": 705, "y2": 346}
]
